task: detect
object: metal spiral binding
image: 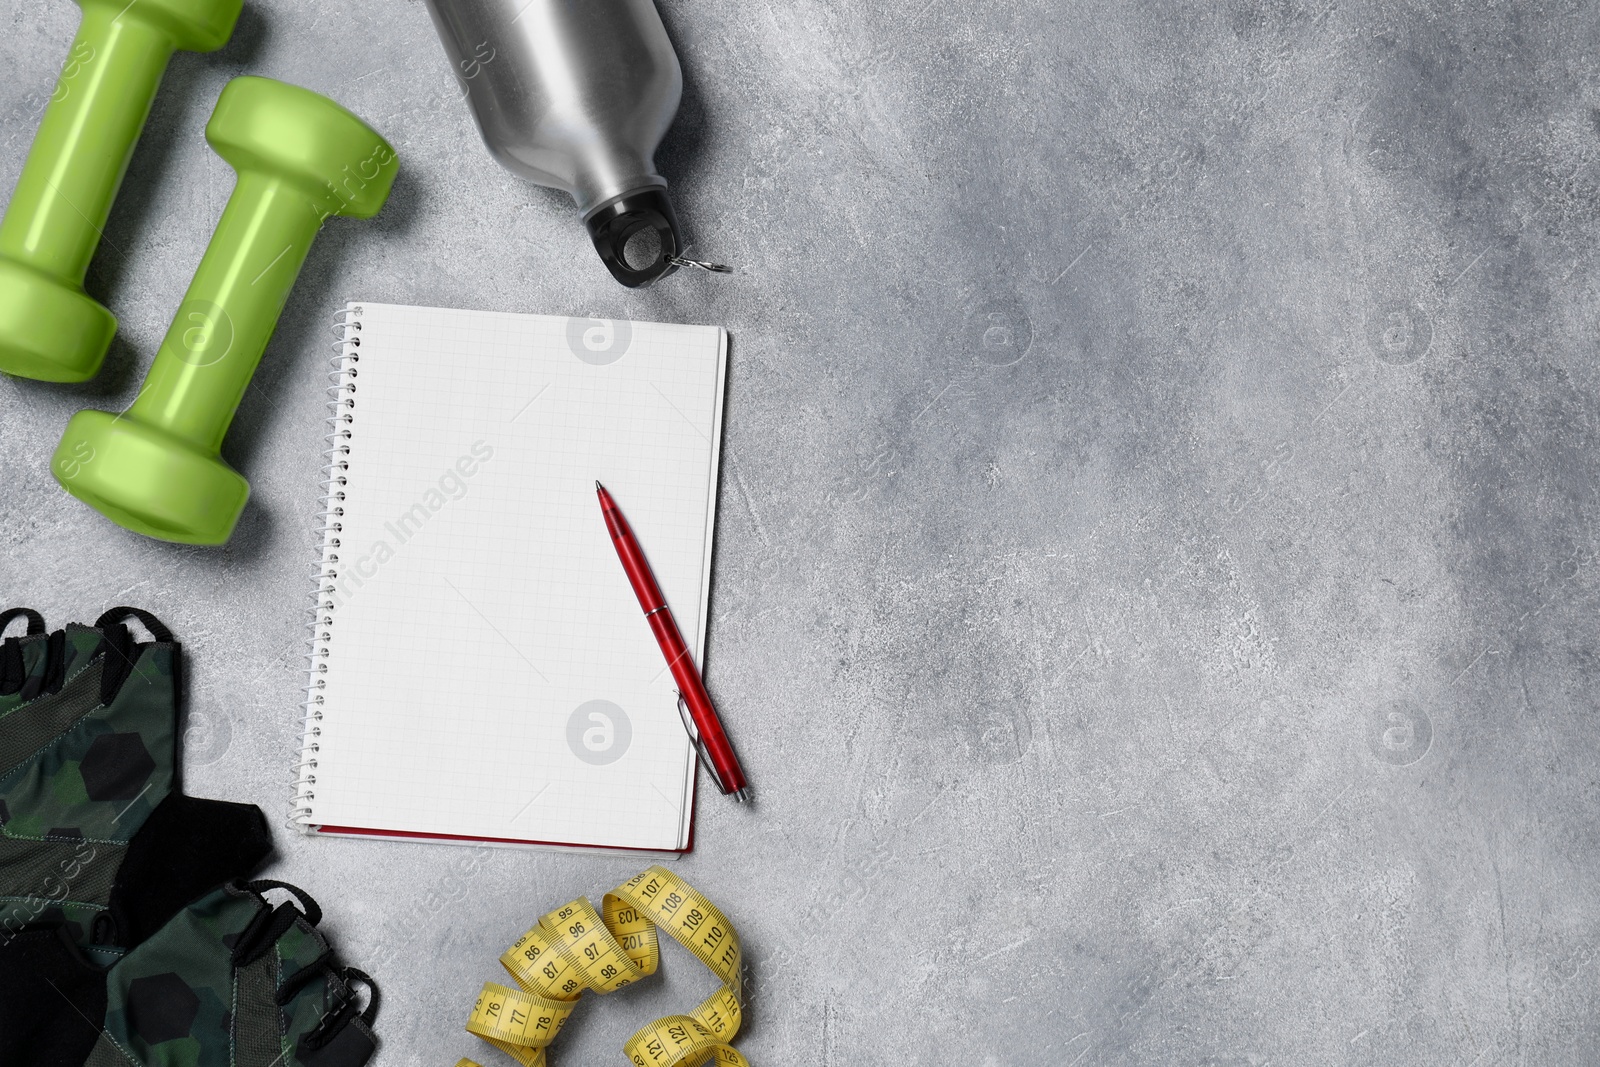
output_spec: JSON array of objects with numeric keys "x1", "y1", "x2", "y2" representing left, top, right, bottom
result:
[{"x1": 291, "y1": 305, "x2": 363, "y2": 829}]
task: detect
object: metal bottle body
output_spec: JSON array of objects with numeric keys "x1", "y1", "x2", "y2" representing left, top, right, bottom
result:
[{"x1": 423, "y1": 0, "x2": 682, "y2": 218}]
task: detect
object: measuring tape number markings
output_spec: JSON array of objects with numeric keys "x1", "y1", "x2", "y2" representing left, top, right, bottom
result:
[{"x1": 458, "y1": 865, "x2": 749, "y2": 1067}]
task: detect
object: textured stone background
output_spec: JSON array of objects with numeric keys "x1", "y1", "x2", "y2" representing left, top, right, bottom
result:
[{"x1": 4, "y1": 0, "x2": 1600, "y2": 1063}]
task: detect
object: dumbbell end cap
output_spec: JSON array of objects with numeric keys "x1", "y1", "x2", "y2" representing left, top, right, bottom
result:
[
  {"x1": 0, "y1": 259, "x2": 115, "y2": 382},
  {"x1": 53, "y1": 410, "x2": 249, "y2": 545},
  {"x1": 208, "y1": 77, "x2": 399, "y2": 220}
]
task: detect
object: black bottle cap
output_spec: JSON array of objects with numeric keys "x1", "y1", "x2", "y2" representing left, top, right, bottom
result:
[{"x1": 583, "y1": 188, "x2": 682, "y2": 288}]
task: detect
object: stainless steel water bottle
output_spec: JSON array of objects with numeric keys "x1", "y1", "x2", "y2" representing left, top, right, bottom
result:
[{"x1": 423, "y1": 0, "x2": 712, "y2": 288}]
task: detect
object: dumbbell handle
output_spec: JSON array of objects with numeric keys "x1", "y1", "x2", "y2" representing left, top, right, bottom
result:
[
  {"x1": 0, "y1": 9, "x2": 174, "y2": 282},
  {"x1": 129, "y1": 173, "x2": 323, "y2": 451}
]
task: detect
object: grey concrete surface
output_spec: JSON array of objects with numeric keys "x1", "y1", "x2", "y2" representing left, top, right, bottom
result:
[{"x1": 3, "y1": 0, "x2": 1600, "y2": 1063}]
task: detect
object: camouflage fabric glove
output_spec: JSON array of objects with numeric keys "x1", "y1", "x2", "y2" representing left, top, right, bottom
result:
[
  {"x1": 0, "y1": 606, "x2": 272, "y2": 952},
  {"x1": 1, "y1": 877, "x2": 380, "y2": 1067}
]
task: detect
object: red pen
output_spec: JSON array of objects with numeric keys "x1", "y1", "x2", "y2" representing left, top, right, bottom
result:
[{"x1": 597, "y1": 482, "x2": 750, "y2": 802}]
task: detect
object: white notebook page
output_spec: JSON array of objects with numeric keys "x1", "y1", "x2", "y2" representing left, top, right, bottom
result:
[{"x1": 306, "y1": 302, "x2": 726, "y2": 850}]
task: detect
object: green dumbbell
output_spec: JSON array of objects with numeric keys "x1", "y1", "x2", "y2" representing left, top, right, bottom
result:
[
  {"x1": 0, "y1": 0, "x2": 241, "y2": 382},
  {"x1": 51, "y1": 77, "x2": 398, "y2": 545}
]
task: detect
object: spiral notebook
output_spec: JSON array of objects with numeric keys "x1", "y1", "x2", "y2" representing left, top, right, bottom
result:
[{"x1": 294, "y1": 302, "x2": 728, "y2": 852}]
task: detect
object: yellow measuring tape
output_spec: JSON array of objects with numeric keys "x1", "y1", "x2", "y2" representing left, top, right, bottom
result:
[{"x1": 456, "y1": 865, "x2": 748, "y2": 1067}]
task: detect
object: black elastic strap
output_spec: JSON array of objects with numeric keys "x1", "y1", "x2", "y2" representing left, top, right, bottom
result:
[
  {"x1": 234, "y1": 880, "x2": 324, "y2": 967},
  {"x1": 92, "y1": 607, "x2": 173, "y2": 644},
  {"x1": 2, "y1": 612, "x2": 58, "y2": 698},
  {"x1": 0, "y1": 639, "x2": 25, "y2": 696},
  {"x1": 94, "y1": 625, "x2": 135, "y2": 708},
  {"x1": 234, "y1": 904, "x2": 306, "y2": 969},
  {"x1": 0, "y1": 608, "x2": 44, "y2": 638},
  {"x1": 284, "y1": 964, "x2": 379, "y2": 1026},
  {"x1": 93, "y1": 608, "x2": 175, "y2": 708},
  {"x1": 298, "y1": 966, "x2": 381, "y2": 1052},
  {"x1": 43, "y1": 630, "x2": 66, "y2": 697},
  {"x1": 242, "y1": 880, "x2": 322, "y2": 926},
  {"x1": 344, "y1": 967, "x2": 380, "y2": 1028},
  {"x1": 300, "y1": 997, "x2": 355, "y2": 1051}
]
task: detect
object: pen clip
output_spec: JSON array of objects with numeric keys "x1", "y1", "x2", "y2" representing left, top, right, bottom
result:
[{"x1": 677, "y1": 691, "x2": 731, "y2": 793}]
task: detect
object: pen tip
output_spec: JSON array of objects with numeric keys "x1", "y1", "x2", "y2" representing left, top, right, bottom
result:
[{"x1": 595, "y1": 480, "x2": 603, "y2": 490}]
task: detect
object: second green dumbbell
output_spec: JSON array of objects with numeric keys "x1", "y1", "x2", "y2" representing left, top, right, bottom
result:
[
  {"x1": 0, "y1": 0, "x2": 241, "y2": 382},
  {"x1": 52, "y1": 77, "x2": 398, "y2": 545}
]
